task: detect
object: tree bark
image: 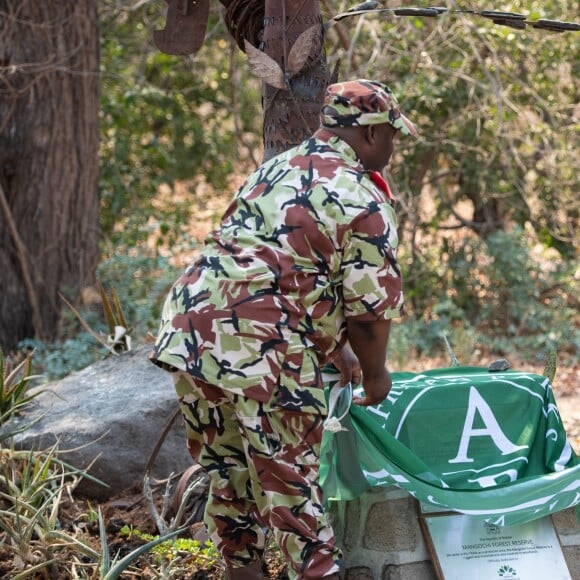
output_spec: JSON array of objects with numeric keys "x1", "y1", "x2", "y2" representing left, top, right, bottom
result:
[
  {"x1": 0, "y1": 1, "x2": 100, "y2": 350},
  {"x1": 261, "y1": 0, "x2": 328, "y2": 160},
  {"x1": 219, "y1": 0, "x2": 329, "y2": 160}
]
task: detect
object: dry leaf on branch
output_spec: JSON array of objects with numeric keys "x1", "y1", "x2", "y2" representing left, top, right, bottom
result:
[{"x1": 244, "y1": 40, "x2": 286, "y2": 89}]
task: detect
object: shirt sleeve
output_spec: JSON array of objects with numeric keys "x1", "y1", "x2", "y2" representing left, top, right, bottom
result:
[{"x1": 341, "y1": 200, "x2": 404, "y2": 321}]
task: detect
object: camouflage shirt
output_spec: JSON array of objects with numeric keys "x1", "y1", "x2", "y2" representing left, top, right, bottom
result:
[{"x1": 151, "y1": 128, "x2": 404, "y2": 403}]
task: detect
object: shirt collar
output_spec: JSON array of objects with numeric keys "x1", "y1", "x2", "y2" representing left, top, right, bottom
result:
[
  {"x1": 312, "y1": 127, "x2": 396, "y2": 205},
  {"x1": 312, "y1": 127, "x2": 363, "y2": 171}
]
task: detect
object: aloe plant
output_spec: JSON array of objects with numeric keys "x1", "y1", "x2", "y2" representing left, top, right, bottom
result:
[
  {"x1": 96, "y1": 507, "x2": 186, "y2": 580},
  {"x1": 0, "y1": 348, "x2": 43, "y2": 438},
  {"x1": 0, "y1": 439, "x2": 109, "y2": 575},
  {"x1": 0, "y1": 446, "x2": 81, "y2": 575}
]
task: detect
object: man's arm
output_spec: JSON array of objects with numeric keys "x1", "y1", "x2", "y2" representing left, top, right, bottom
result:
[
  {"x1": 332, "y1": 342, "x2": 362, "y2": 387},
  {"x1": 347, "y1": 318, "x2": 392, "y2": 406}
]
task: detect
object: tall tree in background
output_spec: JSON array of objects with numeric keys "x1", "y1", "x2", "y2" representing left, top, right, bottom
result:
[
  {"x1": 220, "y1": 0, "x2": 328, "y2": 159},
  {"x1": 0, "y1": 0, "x2": 324, "y2": 350},
  {"x1": 154, "y1": 0, "x2": 329, "y2": 158},
  {"x1": 0, "y1": 1, "x2": 100, "y2": 350}
]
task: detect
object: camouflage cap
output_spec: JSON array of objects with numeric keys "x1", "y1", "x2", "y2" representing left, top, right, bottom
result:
[{"x1": 321, "y1": 79, "x2": 418, "y2": 136}]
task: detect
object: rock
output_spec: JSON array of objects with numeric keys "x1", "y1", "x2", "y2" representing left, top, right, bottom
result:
[
  {"x1": 488, "y1": 358, "x2": 511, "y2": 372},
  {"x1": 6, "y1": 345, "x2": 193, "y2": 499}
]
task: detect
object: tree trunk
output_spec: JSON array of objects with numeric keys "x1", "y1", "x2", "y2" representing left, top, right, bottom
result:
[
  {"x1": 0, "y1": 0, "x2": 100, "y2": 350},
  {"x1": 220, "y1": 0, "x2": 329, "y2": 161},
  {"x1": 261, "y1": 0, "x2": 328, "y2": 160}
]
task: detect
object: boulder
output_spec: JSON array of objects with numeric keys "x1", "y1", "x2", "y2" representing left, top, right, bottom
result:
[{"x1": 8, "y1": 345, "x2": 193, "y2": 499}]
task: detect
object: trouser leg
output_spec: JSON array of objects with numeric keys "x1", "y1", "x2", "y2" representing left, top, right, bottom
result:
[
  {"x1": 173, "y1": 372, "x2": 266, "y2": 568},
  {"x1": 173, "y1": 370, "x2": 342, "y2": 579},
  {"x1": 233, "y1": 398, "x2": 341, "y2": 579},
  {"x1": 225, "y1": 560, "x2": 264, "y2": 580}
]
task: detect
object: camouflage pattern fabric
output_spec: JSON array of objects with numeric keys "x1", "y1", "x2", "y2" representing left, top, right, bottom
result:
[
  {"x1": 151, "y1": 128, "x2": 404, "y2": 406},
  {"x1": 320, "y1": 79, "x2": 418, "y2": 136},
  {"x1": 173, "y1": 371, "x2": 342, "y2": 578}
]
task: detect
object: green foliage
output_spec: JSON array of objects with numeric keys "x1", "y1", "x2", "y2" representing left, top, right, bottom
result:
[
  {"x1": 119, "y1": 525, "x2": 219, "y2": 570},
  {"x1": 478, "y1": 228, "x2": 543, "y2": 331},
  {"x1": 0, "y1": 446, "x2": 88, "y2": 577},
  {"x1": 18, "y1": 335, "x2": 103, "y2": 382},
  {"x1": 99, "y1": 2, "x2": 261, "y2": 249},
  {"x1": 343, "y1": 0, "x2": 578, "y2": 257},
  {"x1": 96, "y1": 251, "x2": 177, "y2": 336},
  {"x1": 405, "y1": 226, "x2": 577, "y2": 358},
  {"x1": 0, "y1": 349, "x2": 43, "y2": 438},
  {"x1": 392, "y1": 310, "x2": 480, "y2": 363},
  {"x1": 391, "y1": 221, "x2": 577, "y2": 362},
  {"x1": 470, "y1": 227, "x2": 575, "y2": 351}
]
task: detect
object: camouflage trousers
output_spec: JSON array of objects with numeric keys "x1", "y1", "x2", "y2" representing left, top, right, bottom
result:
[{"x1": 172, "y1": 371, "x2": 342, "y2": 579}]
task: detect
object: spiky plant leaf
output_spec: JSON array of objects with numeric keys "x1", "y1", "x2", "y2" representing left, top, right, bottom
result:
[
  {"x1": 543, "y1": 349, "x2": 557, "y2": 384},
  {"x1": 111, "y1": 286, "x2": 130, "y2": 330},
  {"x1": 98, "y1": 280, "x2": 117, "y2": 333}
]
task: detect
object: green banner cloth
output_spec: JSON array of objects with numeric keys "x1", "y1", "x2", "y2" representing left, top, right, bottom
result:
[{"x1": 320, "y1": 367, "x2": 579, "y2": 526}]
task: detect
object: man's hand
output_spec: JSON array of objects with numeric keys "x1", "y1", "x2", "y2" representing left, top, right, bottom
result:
[
  {"x1": 352, "y1": 367, "x2": 392, "y2": 407},
  {"x1": 332, "y1": 343, "x2": 362, "y2": 386},
  {"x1": 347, "y1": 318, "x2": 393, "y2": 407}
]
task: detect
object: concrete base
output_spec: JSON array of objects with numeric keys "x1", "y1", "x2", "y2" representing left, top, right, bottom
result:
[{"x1": 329, "y1": 486, "x2": 580, "y2": 579}]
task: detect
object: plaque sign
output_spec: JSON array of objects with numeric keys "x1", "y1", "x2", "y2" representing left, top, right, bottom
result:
[{"x1": 421, "y1": 512, "x2": 571, "y2": 580}]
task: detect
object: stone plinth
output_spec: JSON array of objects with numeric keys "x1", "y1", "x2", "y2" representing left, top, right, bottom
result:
[{"x1": 329, "y1": 486, "x2": 580, "y2": 579}]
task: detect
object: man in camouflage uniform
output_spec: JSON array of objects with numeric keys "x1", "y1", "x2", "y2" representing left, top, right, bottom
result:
[{"x1": 151, "y1": 79, "x2": 417, "y2": 579}]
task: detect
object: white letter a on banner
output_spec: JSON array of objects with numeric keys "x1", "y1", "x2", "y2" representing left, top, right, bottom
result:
[{"x1": 449, "y1": 387, "x2": 528, "y2": 464}]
